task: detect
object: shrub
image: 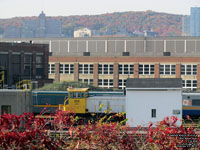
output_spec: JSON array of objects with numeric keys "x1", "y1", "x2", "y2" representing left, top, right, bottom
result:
[{"x1": 0, "y1": 111, "x2": 199, "y2": 149}]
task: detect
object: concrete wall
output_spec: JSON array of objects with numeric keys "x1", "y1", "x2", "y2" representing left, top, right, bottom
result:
[
  {"x1": 0, "y1": 90, "x2": 32, "y2": 115},
  {"x1": 126, "y1": 89, "x2": 182, "y2": 127},
  {"x1": 1, "y1": 37, "x2": 200, "y2": 57}
]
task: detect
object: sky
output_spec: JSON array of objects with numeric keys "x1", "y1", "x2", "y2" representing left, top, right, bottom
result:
[{"x1": 0, "y1": 0, "x2": 200, "y2": 18}]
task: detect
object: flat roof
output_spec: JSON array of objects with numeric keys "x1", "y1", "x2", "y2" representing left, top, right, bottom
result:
[{"x1": 126, "y1": 78, "x2": 182, "y2": 89}]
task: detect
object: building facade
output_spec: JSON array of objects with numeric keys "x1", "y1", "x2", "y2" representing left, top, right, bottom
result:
[
  {"x1": 1, "y1": 37, "x2": 200, "y2": 91},
  {"x1": 0, "y1": 90, "x2": 32, "y2": 115},
  {"x1": 74, "y1": 28, "x2": 92, "y2": 38},
  {"x1": 126, "y1": 78, "x2": 182, "y2": 127},
  {"x1": 190, "y1": 7, "x2": 200, "y2": 36},
  {"x1": 182, "y1": 15, "x2": 190, "y2": 36},
  {"x1": 0, "y1": 42, "x2": 51, "y2": 88}
]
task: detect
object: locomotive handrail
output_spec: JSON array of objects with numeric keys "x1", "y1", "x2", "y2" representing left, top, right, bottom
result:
[
  {"x1": 63, "y1": 97, "x2": 69, "y2": 111},
  {"x1": 16, "y1": 80, "x2": 31, "y2": 90},
  {"x1": 0, "y1": 71, "x2": 4, "y2": 89}
]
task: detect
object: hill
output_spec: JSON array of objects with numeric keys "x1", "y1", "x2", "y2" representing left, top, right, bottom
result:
[{"x1": 0, "y1": 11, "x2": 183, "y2": 37}]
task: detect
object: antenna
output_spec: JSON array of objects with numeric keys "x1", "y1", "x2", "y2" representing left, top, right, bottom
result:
[{"x1": 41, "y1": 0, "x2": 45, "y2": 12}]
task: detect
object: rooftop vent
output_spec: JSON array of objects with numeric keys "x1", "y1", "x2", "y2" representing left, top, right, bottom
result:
[
  {"x1": 123, "y1": 52, "x2": 130, "y2": 56},
  {"x1": 83, "y1": 52, "x2": 90, "y2": 56},
  {"x1": 163, "y1": 52, "x2": 171, "y2": 56},
  {"x1": 49, "y1": 52, "x2": 52, "y2": 56}
]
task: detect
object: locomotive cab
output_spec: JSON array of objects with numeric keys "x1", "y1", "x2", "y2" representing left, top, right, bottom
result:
[{"x1": 63, "y1": 88, "x2": 89, "y2": 113}]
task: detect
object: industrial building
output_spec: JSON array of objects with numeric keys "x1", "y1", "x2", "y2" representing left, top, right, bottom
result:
[
  {"x1": 126, "y1": 78, "x2": 182, "y2": 127},
  {"x1": 0, "y1": 90, "x2": 32, "y2": 115},
  {"x1": 1, "y1": 36, "x2": 200, "y2": 91},
  {"x1": 0, "y1": 42, "x2": 52, "y2": 88}
]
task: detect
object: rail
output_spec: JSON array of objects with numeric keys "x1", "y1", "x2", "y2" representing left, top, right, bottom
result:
[
  {"x1": 0, "y1": 71, "x2": 4, "y2": 89},
  {"x1": 16, "y1": 80, "x2": 31, "y2": 90}
]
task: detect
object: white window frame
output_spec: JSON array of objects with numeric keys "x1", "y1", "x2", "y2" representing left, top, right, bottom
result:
[
  {"x1": 98, "y1": 79, "x2": 113, "y2": 88},
  {"x1": 79, "y1": 64, "x2": 93, "y2": 74},
  {"x1": 59, "y1": 64, "x2": 74, "y2": 74},
  {"x1": 119, "y1": 64, "x2": 134, "y2": 75},
  {"x1": 182, "y1": 80, "x2": 197, "y2": 91},
  {"x1": 59, "y1": 64, "x2": 64, "y2": 74},
  {"x1": 79, "y1": 78, "x2": 93, "y2": 85},
  {"x1": 160, "y1": 64, "x2": 176, "y2": 75},
  {"x1": 181, "y1": 64, "x2": 197, "y2": 75},
  {"x1": 118, "y1": 79, "x2": 127, "y2": 89},
  {"x1": 139, "y1": 64, "x2": 154, "y2": 75},
  {"x1": 98, "y1": 64, "x2": 113, "y2": 74},
  {"x1": 48, "y1": 64, "x2": 55, "y2": 74}
]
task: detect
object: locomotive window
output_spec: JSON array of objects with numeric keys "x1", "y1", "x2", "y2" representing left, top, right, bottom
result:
[
  {"x1": 85, "y1": 92, "x2": 89, "y2": 98},
  {"x1": 69, "y1": 92, "x2": 85, "y2": 98},
  {"x1": 192, "y1": 99, "x2": 200, "y2": 106}
]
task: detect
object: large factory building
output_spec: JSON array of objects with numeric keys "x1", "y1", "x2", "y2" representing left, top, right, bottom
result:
[
  {"x1": 0, "y1": 42, "x2": 52, "y2": 88},
  {"x1": 1, "y1": 37, "x2": 200, "y2": 91}
]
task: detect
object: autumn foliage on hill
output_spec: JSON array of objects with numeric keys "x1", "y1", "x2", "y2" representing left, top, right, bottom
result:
[
  {"x1": 0, "y1": 110, "x2": 199, "y2": 149},
  {"x1": 0, "y1": 11, "x2": 182, "y2": 37}
]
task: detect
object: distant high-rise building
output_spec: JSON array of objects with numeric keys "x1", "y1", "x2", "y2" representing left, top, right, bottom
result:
[
  {"x1": 190, "y1": 7, "x2": 200, "y2": 36},
  {"x1": 182, "y1": 15, "x2": 190, "y2": 36},
  {"x1": 4, "y1": 11, "x2": 62, "y2": 38}
]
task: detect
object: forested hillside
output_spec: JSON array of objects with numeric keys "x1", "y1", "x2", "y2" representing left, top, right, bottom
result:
[{"x1": 0, "y1": 11, "x2": 182, "y2": 36}]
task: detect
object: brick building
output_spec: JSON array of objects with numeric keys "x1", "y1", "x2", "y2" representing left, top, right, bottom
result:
[
  {"x1": 0, "y1": 42, "x2": 52, "y2": 88},
  {"x1": 1, "y1": 37, "x2": 200, "y2": 91}
]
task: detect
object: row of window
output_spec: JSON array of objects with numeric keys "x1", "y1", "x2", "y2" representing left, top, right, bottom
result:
[
  {"x1": 98, "y1": 79, "x2": 113, "y2": 88},
  {"x1": 48, "y1": 64, "x2": 198, "y2": 76},
  {"x1": 79, "y1": 79, "x2": 93, "y2": 85}
]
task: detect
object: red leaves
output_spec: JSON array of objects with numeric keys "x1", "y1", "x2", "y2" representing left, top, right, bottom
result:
[{"x1": 0, "y1": 112, "x2": 199, "y2": 149}]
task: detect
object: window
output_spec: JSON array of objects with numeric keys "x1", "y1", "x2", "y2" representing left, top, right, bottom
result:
[
  {"x1": 98, "y1": 64, "x2": 113, "y2": 74},
  {"x1": 119, "y1": 64, "x2": 134, "y2": 75},
  {"x1": 160, "y1": 64, "x2": 176, "y2": 75},
  {"x1": 12, "y1": 54, "x2": 21, "y2": 75},
  {"x1": 59, "y1": 64, "x2": 74, "y2": 74},
  {"x1": 98, "y1": 79, "x2": 113, "y2": 88},
  {"x1": 151, "y1": 109, "x2": 156, "y2": 118},
  {"x1": 139, "y1": 64, "x2": 154, "y2": 75},
  {"x1": 118, "y1": 79, "x2": 127, "y2": 89},
  {"x1": 181, "y1": 64, "x2": 197, "y2": 75},
  {"x1": 182, "y1": 80, "x2": 197, "y2": 91},
  {"x1": 79, "y1": 64, "x2": 93, "y2": 74},
  {"x1": 192, "y1": 100, "x2": 200, "y2": 106},
  {"x1": 36, "y1": 55, "x2": 43, "y2": 78},
  {"x1": 48, "y1": 64, "x2": 55, "y2": 74},
  {"x1": 24, "y1": 54, "x2": 33, "y2": 76},
  {"x1": 79, "y1": 79, "x2": 93, "y2": 85},
  {"x1": 1, "y1": 105, "x2": 11, "y2": 114},
  {"x1": 12, "y1": 54, "x2": 21, "y2": 84},
  {"x1": 59, "y1": 64, "x2": 63, "y2": 74}
]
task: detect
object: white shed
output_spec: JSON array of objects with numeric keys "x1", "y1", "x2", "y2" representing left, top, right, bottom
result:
[{"x1": 126, "y1": 78, "x2": 182, "y2": 127}]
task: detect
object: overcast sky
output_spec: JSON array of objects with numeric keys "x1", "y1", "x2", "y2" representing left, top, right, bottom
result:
[{"x1": 0, "y1": 0, "x2": 200, "y2": 18}]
